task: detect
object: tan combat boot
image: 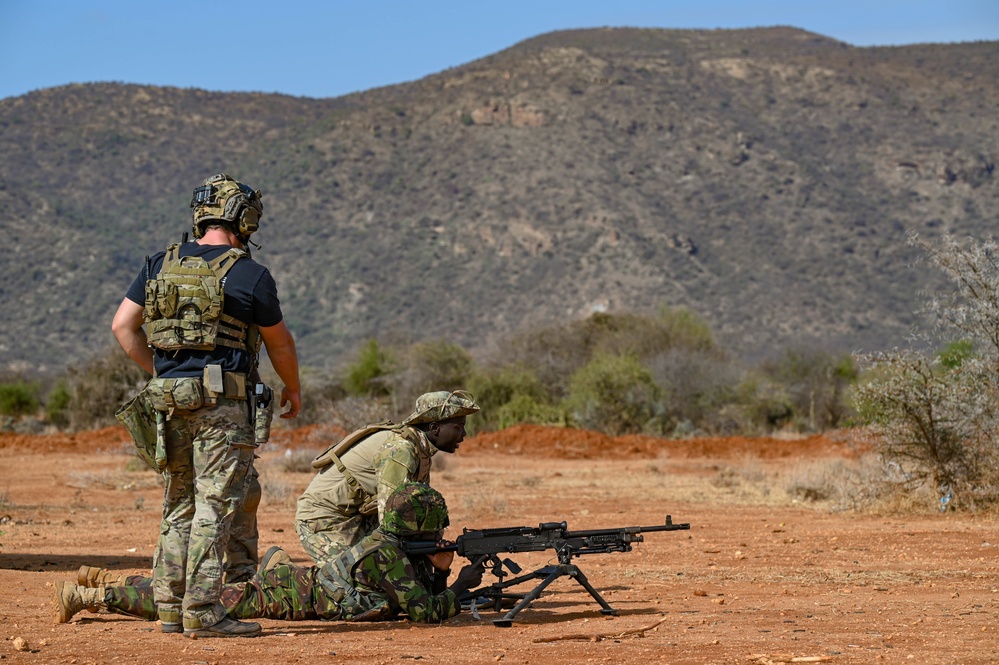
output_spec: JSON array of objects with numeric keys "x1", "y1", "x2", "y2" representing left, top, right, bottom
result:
[
  {"x1": 77, "y1": 565, "x2": 127, "y2": 588},
  {"x1": 53, "y1": 580, "x2": 106, "y2": 624},
  {"x1": 258, "y1": 546, "x2": 293, "y2": 573}
]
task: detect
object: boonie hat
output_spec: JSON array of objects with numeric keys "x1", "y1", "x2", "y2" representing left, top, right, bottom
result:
[{"x1": 403, "y1": 390, "x2": 479, "y2": 426}]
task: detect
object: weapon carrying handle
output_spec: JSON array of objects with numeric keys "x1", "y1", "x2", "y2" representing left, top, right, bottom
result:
[{"x1": 538, "y1": 521, "x2": 567, "y2": 531}]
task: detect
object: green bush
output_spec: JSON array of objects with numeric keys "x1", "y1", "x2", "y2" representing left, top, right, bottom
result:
[
  {"x1": 46, "y1": 380, "x2": 72, "y2": 427},
  {"x1": 0, "y1": 381, "x2": 40, "y2": 417},
  {"x1": 563, "y1": 352, "x2": 663, "y2": 436},
  {"x1": 937, "y1": 339, "x2": 974, "y2": 370},
  {"x1": 495, "y1": 309, "x2": 719, "y2": 402},
  {"x1": 388, "y1": 340, "x2": 473, "y2": 410},
  {"x1": 645, "y1": 346, "x2": 740, "y2": 434},
  {"x1": 656, "y1": 305, "x2": 717, "y2": 352},
  {"x1": 467, "y1": 365, "x2": 553, "y2": 433},
  {"x1": 343, "y1": 339, "x2": 392, "y2": 397},
  {"x1": 65, "y1": 346, "x2": 150, "y2": 430},
  {"x1": 495, "y1": 394, "x2": 565, "y2": 430},
  {"x1": 736, "y1": 375, "x2": 794, "y2": 433},
  {"x1": 761, "y1": 347, "x2": 857, "y2": 431}
]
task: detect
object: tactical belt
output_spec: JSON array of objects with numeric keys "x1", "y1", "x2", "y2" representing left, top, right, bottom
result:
[
  {"x1": 202, "y1": 366, "x2": 247, "y2": 404},
  {"x1": 146, "y1": 367, "x2": 247, "y2": 415}
]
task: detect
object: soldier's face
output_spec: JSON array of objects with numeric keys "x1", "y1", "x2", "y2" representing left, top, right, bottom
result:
[{"x1": 433, "y1": 416, "x2": 467, "y2": 454}]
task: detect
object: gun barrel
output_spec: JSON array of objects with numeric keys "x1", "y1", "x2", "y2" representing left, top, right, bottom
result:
[{"x1": 564, "y1": 515, "x2": 690, "y2": 539}]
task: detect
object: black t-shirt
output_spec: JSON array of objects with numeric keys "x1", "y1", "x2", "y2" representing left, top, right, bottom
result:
[{"x1": 125, "y1": 242, "x2": 284, "y2": 378}]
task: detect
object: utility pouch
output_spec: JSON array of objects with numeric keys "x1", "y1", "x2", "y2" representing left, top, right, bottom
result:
[
  {"x1": 143, "y1": 278, "x2": 179, "y2": 320},
  {"x1": 357, "y1": 495, "x2": 379, "y2": 516},
  {"x1": 114, "y1": 391, "x2": 159, "y2": 471},
  {"x1": 253, "y1": 382, "x2": 274, "y2": 445},
  {"x1": 145, "y1": 377, "x2": 204, "y2": 412}
]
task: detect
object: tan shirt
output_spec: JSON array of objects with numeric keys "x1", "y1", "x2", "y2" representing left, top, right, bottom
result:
[{"x1": 295, "y1": 426, "x2": 437, "y2": 523}]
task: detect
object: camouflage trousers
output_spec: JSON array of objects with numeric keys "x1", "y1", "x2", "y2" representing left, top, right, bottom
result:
[
  {"x1": 108, "y1": 565, "x2": 344, "y2": 622},
  {"x1": 152, "y1": 457, "x2": 260, "y2": 583},
  {"x1": 154, "y1": 398, "x2": 256, "y2": 629},
  {"x1": 295, "y1": 512, "x2": 378, "y2": 565},
  {"x1": 149, "y1": 458, "x2": 260, "y2": 584},
  {"x1": 225, "y1": 459, "x2": 261, "y2": 583}
]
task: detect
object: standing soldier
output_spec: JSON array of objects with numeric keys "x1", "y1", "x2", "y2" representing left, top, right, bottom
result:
[
  {"x1": 111, "y1": 173, "x2": 301, "y2": 637},
  {"x1": 295, "y1": 390, "x2": 478, "y2": 564}
]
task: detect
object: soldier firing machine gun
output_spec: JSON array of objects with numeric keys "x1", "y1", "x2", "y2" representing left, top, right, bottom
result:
[{"x1": 404, "y1": 515, "x2": 690, "y2": 627}]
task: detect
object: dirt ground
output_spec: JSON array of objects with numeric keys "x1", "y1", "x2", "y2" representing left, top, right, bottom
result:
[{"x1": 1, "y1": 423, "x2": 997, "y2": 664}]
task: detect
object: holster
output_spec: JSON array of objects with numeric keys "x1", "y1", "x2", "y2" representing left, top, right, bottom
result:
[
  {"x1": 154, "y1": 409, "x2": 167, "y2": 470},
  {"x1": 253, "y1": 383, "x2": 274, "y2": 445}
]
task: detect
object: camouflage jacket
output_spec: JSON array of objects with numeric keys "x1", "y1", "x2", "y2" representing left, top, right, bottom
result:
[{"x1": 296, "y1": 427, "x2": 437, "y2": 523}]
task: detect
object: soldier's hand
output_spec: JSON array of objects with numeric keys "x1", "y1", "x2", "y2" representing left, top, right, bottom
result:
[
  {"x1": 454, "y1": 555, "x2": 488, "y2": 589},
  {"x1": 427, "y1": 550, "x2": 455, "y2": 572},
  {"x1": 279, "y1": 387, "x2": 301, "y2": 419}
]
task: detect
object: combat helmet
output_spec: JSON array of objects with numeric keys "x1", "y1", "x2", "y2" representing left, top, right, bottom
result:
[
  {"x1": 190, "y1": 173, "x2": 264, "y2": 241},
  {"x1": 381, "y1": 482, "x2": 450, "y2": 539}
]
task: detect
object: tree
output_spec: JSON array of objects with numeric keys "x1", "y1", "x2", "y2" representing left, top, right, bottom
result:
[{"x1": 855, "y1": 234, "x2": 999, "y2": 510}]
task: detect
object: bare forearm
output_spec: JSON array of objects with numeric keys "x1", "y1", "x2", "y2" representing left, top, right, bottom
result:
[
  {"x1": 259, "y1": 320, "x2": 302, "y2": 418},
  {"x1": 112, "y1": 299, "x2": 154, "y2": 375},
  {"x1": 117, "y1": 330, "x2": 154, "y2": 375},
  {"x1": 268, "y1": 339, "x2": 300, "y2": 393}
]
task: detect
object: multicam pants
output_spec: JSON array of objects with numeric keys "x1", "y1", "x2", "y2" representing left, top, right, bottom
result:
[
  {"x1": 225, "y1": 459, "x2": 261, "y2": 583},
  {"x1": 108, "y1": 565, "x2": 344, "y2": 622},
  {"x1": 154, "y1": 398, "x2": 256, "y2": 629},
  {"x1": 295, "y1": 512, "x2": 378, "y2": 565}
]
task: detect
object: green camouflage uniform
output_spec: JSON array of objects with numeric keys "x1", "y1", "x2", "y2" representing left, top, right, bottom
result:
[
  {"x1": 155, "y1": 398, "x2": 256, "y2": 628},
  {"x1": 295, "y1": 427, "x2": 437, "y2": 563},
  {"x1": 101, "y1": 483, "x2": 460, "y2": 624}
]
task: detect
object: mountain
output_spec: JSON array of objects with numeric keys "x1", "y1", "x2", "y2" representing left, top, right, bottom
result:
[{"x1": 1, "y1": 27, "x2": 997, "y2": 374}]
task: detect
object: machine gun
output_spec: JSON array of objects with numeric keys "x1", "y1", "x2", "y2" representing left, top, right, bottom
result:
[{"x1": 403, "y1": 515, "x2": 690, "y2": 626}]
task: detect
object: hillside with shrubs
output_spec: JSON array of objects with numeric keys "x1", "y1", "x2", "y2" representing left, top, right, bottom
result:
[{"x1": 1, "y1": 27, "x2": 997, "y2": 376}]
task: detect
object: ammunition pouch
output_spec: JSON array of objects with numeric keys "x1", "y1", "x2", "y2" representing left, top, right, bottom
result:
[
  {"x1": 145, "y1": 377, "x2": 205, "y2": 412},
  {"x1": 114, "y1": 391, "x2": 159, "y2": 471}
]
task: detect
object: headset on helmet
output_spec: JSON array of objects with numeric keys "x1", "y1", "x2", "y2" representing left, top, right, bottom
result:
[{"x1": 190, "y1": 173, "x2": 264, "y2": 240}]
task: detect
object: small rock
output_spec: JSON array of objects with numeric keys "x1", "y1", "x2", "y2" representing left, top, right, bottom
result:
[{"x1": 12, "y1": 637, "x2": 28, "y2": 652}]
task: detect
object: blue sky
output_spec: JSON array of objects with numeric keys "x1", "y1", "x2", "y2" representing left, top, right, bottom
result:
[{"x1": 1, "y1": 1, "x2": 997, "y2": 101}]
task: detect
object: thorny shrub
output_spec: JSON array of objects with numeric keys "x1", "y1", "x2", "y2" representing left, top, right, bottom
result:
[{"x1": 855, "y1": 234, "x2": 999, "y2": 511}]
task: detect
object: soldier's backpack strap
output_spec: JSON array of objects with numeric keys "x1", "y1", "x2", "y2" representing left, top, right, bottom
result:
[
  {"x1": 161, "y1": 243, "x2": 182, "y2": 268},
  {"x1": 311, "y1": 421, "x2": 400, "y2": 511},
  {"x1": 311, "y1": 420, "x2": 398, "y2": 471},
  {"x1": 207, "y1": 248, "x2": 250, "y2": 351}
]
